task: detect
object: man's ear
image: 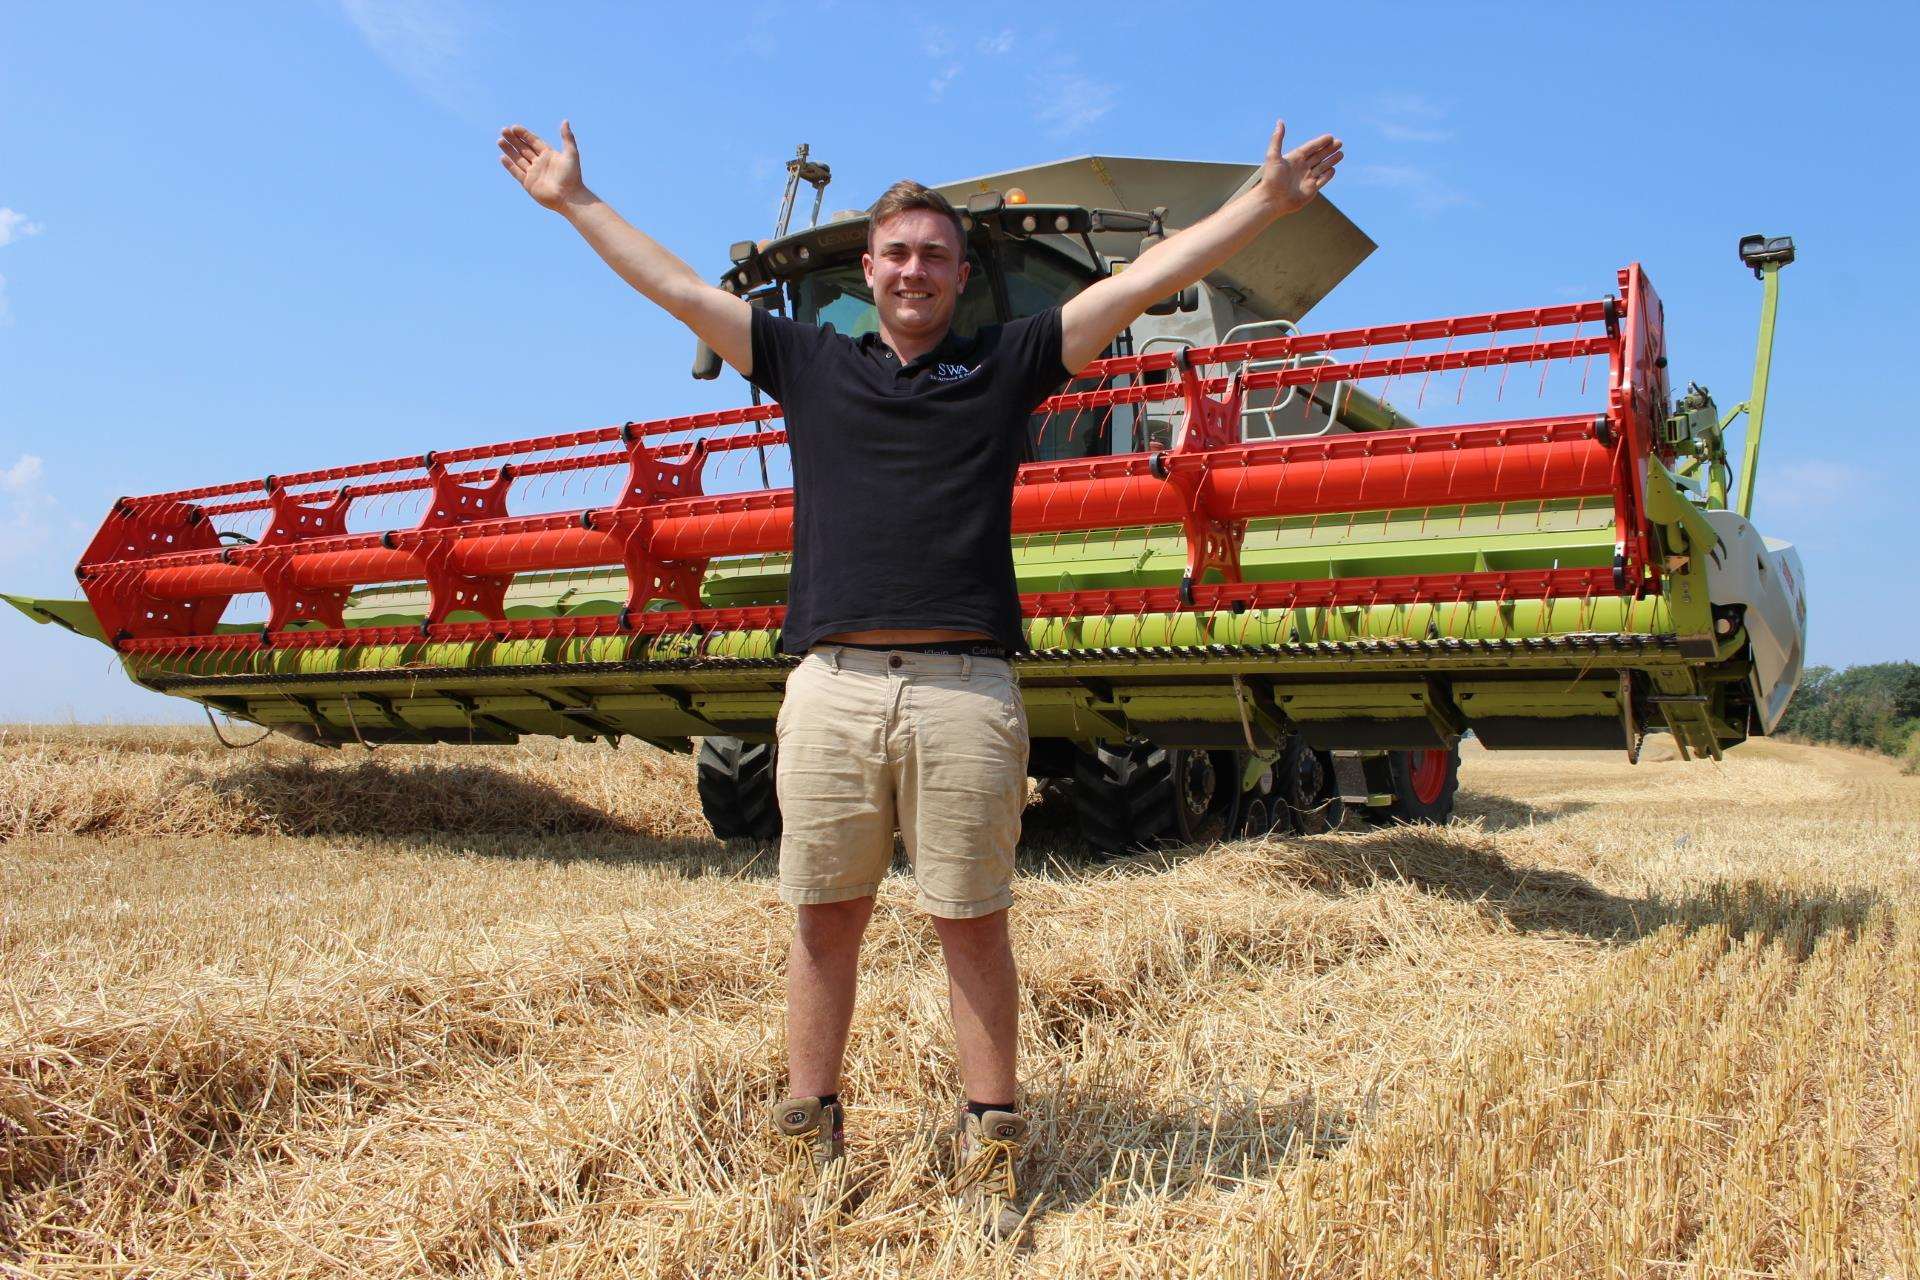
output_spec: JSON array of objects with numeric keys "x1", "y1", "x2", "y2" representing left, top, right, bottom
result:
[
  {"x1": 956, "y1": 259, "x2": 971, "y2": 292},
  {"x1": 861, "y1": 250, "x2": 875, "y2": 290}
]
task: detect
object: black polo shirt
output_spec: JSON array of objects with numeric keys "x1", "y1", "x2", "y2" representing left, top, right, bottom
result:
[{"x1": 746, "y1": 306, "x2": 1071, "y2": 655}]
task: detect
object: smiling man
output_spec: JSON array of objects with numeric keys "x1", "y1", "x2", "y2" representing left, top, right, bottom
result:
[{"x1": 497, "y1": 118, "x2": 1341, "y2": 1237}]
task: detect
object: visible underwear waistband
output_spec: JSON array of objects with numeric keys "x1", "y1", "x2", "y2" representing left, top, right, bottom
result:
[{"x1": 827, "y1": 640, "x2": 1010, "y2": 659}]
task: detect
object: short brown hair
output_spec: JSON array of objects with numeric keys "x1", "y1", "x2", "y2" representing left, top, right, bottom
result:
[{"x1": 866, "y1": 180, "x2": 967, "y2": 253}]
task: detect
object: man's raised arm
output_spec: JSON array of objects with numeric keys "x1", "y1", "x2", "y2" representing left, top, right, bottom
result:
[
  {"x1": 1058, "y1": 120, "x2": 1343, "y2": 375},
  {"x1": 498, "y1": 121, "x2": 752, "y2": 375}
]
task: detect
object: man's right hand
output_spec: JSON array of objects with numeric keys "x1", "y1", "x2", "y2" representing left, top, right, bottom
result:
[
  {"x1": 496, "y1": 117, "x2": 752, "y2": 376},
  {"x1": 498, "y1": 121, "x2": 588, "y2": 213}
]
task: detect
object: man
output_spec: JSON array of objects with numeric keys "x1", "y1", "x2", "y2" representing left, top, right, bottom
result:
[{"x1": 497, "y1": 118, "x2": 1341, "y2": 1237}]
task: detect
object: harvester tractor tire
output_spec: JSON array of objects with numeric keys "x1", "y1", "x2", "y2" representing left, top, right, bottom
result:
[
  {"x1": 1072, "y1": 741, "x2": 1228, "y2": 856},
  {"x1": 1361, "y1": 745, "x2": 1461, "y2": 826},
  {"x1": 1278, "y1": 736, "x2": 1345, "y2": 835},
  {"x1": 695, "y1": 736, "x2": 782, "y2": 841}
]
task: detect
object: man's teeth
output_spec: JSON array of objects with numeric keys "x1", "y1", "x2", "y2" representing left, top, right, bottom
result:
[{"x1": 898, "y1": 291, "x2": 931, "y2": 299}]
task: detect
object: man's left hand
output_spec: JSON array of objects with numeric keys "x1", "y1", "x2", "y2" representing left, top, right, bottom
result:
[
  {"x1": 1256, "y1": 120, "x2": 1343, "y2": 215},
  {"x1": 1059, "y1": 116, "x2": 1346, "y2": 374}
]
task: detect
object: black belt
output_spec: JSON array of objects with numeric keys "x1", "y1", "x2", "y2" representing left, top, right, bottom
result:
[{"x1": 830, "y1": 640, "x2": 1011, "y2": 659}]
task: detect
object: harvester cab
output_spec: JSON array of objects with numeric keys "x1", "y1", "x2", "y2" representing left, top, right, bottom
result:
[{"x1": 4, "y1": 149, "x2": 1809, "y2": 854}]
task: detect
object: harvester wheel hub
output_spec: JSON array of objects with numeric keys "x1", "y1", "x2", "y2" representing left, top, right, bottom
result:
[
  {"x1": 1180, "y1": 750, "x2": 1217, "y2": 824},
  {"x1": 1409, "y1": 748, "x2": 1450, "y2": 806},
  {"x1": 1281, "y1": 738, "x2": 1340, "y2": 836}
]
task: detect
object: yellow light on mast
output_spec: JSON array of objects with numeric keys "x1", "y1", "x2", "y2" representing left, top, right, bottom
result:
[{"x1": 1005, "y1": 188, "x2": 1029, "y2": 205}]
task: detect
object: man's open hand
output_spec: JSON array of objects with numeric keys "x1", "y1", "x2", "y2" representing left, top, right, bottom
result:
[
  {"x1": 498, "y1": 121, "x2": 587, "y2": 212},
  {"x1": 1256, "y1": 120, "x2": 1343, "y2": 215}
]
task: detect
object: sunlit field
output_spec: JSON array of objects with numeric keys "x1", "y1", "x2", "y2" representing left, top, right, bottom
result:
[{"x1": 3, "y1": 726, "x2": 1914, "y2": 1277}]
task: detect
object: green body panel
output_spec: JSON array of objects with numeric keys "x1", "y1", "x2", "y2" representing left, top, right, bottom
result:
[
  {"x1": 3, "y1": 593, "x2": 108, "y2": 642},
  {"x1": 1273, "y1": 680, "x2": 1463, "y2": 747}
]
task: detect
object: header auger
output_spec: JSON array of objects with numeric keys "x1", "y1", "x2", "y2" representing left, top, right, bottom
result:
[{"x1": 7, "y1": 155, "x2": 1807, "y2": 852}]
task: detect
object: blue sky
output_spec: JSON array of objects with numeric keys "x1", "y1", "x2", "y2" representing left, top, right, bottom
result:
[{"x1": 1, "y1": 1, "x2": 1910, "y2": 720}]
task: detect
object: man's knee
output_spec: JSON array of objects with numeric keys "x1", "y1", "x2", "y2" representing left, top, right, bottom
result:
[
  {"x1": 793, "y1": 895, "x2": 875, "y2": 954},
  {"x1": 931, "y1": 907, "x2": 1010, "y2": 958}
]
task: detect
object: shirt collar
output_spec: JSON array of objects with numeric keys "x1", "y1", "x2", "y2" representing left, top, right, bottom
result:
[{"x1": 859, "y1": 325, "x2": 976, "y2": 375}]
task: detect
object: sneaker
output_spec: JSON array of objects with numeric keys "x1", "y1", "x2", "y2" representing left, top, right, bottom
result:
[
  {"x1": 950, "y1": 1107, "x2": 1031, "y2": 1242},
  {"x1": 771, "y1": 1095, "x2": 845, "y2": 1173}
]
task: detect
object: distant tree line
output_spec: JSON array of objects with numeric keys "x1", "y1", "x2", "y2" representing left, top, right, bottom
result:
[{"x1": 1776, "y1": 662, "x2": 1920, "y2": 765}]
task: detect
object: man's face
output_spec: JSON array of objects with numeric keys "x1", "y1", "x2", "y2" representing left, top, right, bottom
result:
[{"x1": 862, "y1": 208, "x2": 970, "y2": 341}]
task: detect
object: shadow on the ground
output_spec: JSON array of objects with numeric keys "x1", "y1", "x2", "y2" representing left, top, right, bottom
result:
[
  {"x1": 1018, "y1": 1081, "x2": 1354, "y2": 1216},
  {"x1": 202, "y1": 757, "x2": 778, "y2": 875},
  {"x1": 1454, "y1": 792, "x2": 1595, "y2": 831},
  {"x1": 1286, "y1": 821, "x2": 1646, "y2": 940},
  {"x1": 1650, "y1": 877, "x2": 1888, "y2": 955},
  {"x1": 414, "y1": 828, "x2": 780, "y2": 876},
  {"x1": 1289, "y1": 824, "x2": 1889, "y2": 950},
  {"x1": 206, "y1": 757, "x2": 650, "y2": 838},
  {"x1": 1018, "y1": 800, "x2": 1889, "y2": 951}
]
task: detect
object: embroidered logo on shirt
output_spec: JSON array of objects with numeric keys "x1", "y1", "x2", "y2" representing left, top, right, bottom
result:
[{"x1": 931, "y1": 362, "x2": 975, "y2": 382}]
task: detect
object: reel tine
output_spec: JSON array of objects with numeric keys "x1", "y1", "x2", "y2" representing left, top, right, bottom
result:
[
  {"x1": 1418, "y1": 332, "x2": 1451, "y2": 411},
  {"x1": 532, "y1": 444, "x2": 555, "y2": 509}
]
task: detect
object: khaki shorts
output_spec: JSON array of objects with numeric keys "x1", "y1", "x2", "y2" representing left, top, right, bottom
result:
[{"x1": 774, "y1": 645, "x2": 1029, "y2": 918}]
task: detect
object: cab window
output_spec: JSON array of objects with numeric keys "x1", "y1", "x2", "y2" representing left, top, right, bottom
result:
[{"x1": 999, "y1": 242, "x2": 1123, "y2": 462}]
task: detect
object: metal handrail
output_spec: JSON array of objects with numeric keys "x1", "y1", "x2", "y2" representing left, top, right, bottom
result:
[{"x1": 1220, "y1": 317, "x2": 1345, "y2": 440}]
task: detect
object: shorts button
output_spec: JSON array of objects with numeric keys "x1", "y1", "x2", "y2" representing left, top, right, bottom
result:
[{"x1": 888, "y1": 654, "x2": 903, "y2": 669}]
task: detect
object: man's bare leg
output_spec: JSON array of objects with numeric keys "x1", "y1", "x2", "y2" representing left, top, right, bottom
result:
[
  {"x1": 786, "y1": 896, "x2": 876, "y2": 1097},
  {"x1": 931, "y1": 909, "x2": 1019, "y2": 1103}
]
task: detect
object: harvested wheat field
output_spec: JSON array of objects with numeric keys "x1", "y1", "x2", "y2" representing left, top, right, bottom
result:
[{"x1": 1, "y1": 725, "x2": 1915, "y2": 1278}]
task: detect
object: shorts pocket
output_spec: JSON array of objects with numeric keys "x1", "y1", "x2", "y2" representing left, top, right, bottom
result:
[{"x1": 1000, "y1": 682, "x2": 1029, "y2": 741}]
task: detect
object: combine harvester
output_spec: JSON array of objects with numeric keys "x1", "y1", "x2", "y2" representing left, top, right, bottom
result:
[{"x1": 5, "y1": 154, "x2": 1808, "y2": 851}]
